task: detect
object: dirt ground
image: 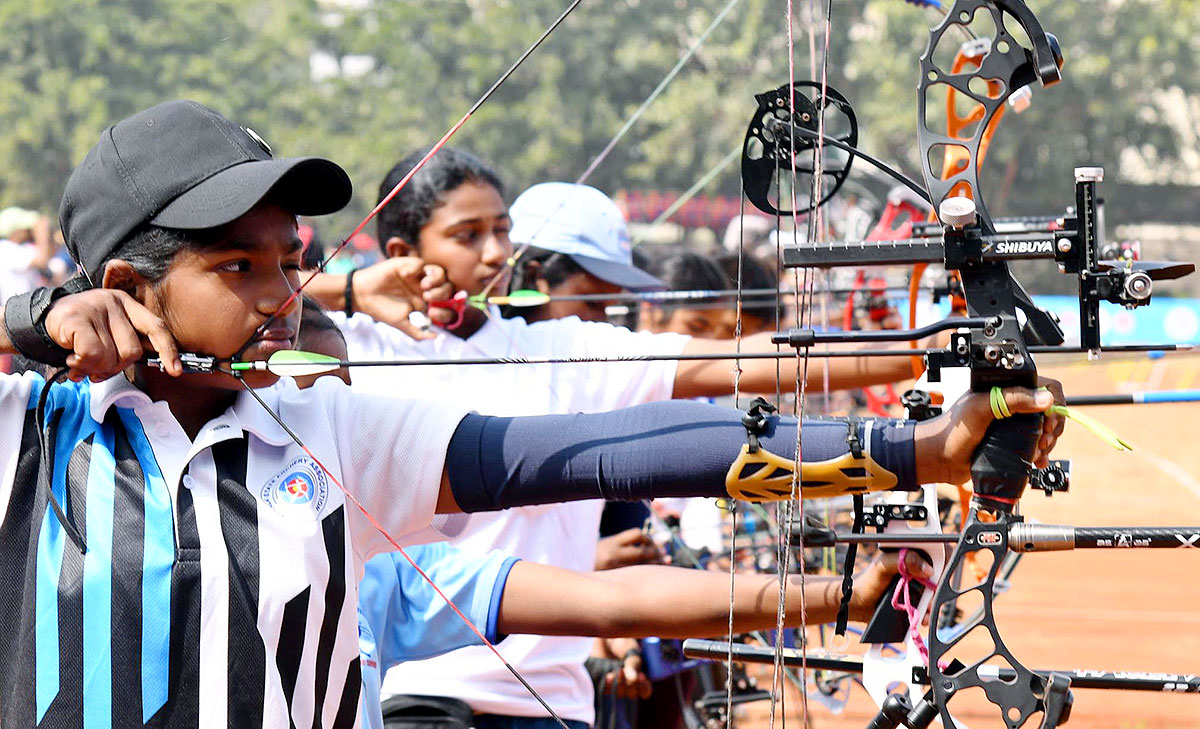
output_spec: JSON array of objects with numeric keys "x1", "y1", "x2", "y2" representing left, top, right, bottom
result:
[{"x1": 739, "y1": 353, "x2": 1200, "y2": 729}]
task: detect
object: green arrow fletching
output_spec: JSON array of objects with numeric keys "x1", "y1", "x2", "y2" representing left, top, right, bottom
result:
[
  {"x1": 262, "y1": 350, "x2": 342, "y2": 376},
  {"x1": 488, "y1": 289, "x2": 550, "y2": 308}
]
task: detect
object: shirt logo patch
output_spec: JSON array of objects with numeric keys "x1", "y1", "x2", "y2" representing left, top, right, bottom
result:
[
  {"x1": 280, "y1": 472, "x2": 314, "y2": 504},
  {"x1": 262, "y1": 457, "x2": 329, "y2": 514}
]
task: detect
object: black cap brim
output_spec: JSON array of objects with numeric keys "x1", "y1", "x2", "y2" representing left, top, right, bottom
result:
[
  {"x1": 571, "y1": 254, "x2": 666, "y2": 292},
  {"x1": 151, "y1": 156, "x2": 352, "y2": 230}
]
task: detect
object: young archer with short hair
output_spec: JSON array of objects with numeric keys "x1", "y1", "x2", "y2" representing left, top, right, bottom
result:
[{"x1": 0, "y1": 101, "x2": 1062, "y2": 729}]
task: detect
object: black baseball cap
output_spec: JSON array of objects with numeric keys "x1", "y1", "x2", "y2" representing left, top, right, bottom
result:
[{"x1": 59, "y1": 100, "x2": 353, "y2": 283}]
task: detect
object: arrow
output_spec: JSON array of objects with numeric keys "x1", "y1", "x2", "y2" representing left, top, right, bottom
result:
[
  {"x1": 1065, "y1": 390, "x2": 1200, "y2": 406},
  {"x1": 150, "y1": 342, "x2": 1195, "y2": 377},
  {"x1": 469, "y1": 283, "x2": 945, "y2": 309},
  {"x1": 225, "y1": 347, "x2": 947, "y2": 377},
  {"x1": 680, "y1": 640, "x2": 1200, "y2": 693}
]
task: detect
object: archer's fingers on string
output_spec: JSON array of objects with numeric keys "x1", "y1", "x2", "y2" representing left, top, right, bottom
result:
[
  {"x1": 390, "y1": 256, "x2": 430, "y2": 291},
  {"x1": 420, "y1": 264, "x2": 449, "y2": 291},
  {"x1": 105, "y1": 292, "x2": 149, "y2": 365},
  {"x1": 123, "y1": 297, "x2": 181, "y2": 376},
  {"x1": 67, "y1": 317, "x2": 120, "y2": 380},
  {"x1": 426, "y1": 304, "x2": 456, "y2": 327},
  {"x1": 107, "y1": 311, "x2": 146, "y2": 372}
]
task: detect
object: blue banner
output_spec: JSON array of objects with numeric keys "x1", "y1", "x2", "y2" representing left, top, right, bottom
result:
[{"x1": 915, "y1": 296, "x2": 1200, "y2": 345}]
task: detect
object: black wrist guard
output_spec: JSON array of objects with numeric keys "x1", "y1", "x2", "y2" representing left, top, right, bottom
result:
[{"x1": 4, "y1": 286, "x2": 76, "y2": 366}]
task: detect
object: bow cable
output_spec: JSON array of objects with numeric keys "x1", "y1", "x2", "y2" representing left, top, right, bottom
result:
[{"x1": 239, "y1": 0, "x2": 585, "y2": 362}]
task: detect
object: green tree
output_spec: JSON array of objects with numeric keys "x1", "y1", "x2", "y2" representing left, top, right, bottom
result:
[
  {"x1": 0, "y1": 0, "x2": 323, "y2": 212},
  {"x1": 0, "y1": 0, "x2": 1194, "y2": 242}
]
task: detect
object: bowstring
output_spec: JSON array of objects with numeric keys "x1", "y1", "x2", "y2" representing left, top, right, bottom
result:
[
  {"x1": 236, "y1": 378, "x2": 572, "y2": 728},
  {"x1": 770, "y1": 0, "x2": 837, "y2": 723},
  {"x1": 767, "y1": 0, "x2": 803, "y2": 723},
  {"x1": 724, "y1": 177, "x2": 747, "y2": 727},
  {"x1": 229, "y1": 4, "x2": 586, "y2": 726}
]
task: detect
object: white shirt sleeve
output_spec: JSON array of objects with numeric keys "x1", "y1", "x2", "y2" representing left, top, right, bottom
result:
[{"x1": 304, "y1": 377, "x2": 471, "y2": 562}]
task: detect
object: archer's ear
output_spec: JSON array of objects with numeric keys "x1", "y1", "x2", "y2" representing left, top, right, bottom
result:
[
  {"x1": 384, "y1": 236, "x2": 416, "y2": 259},
  {"x1": 101, "y1": 260, "x2": 150, "y2": 302}
]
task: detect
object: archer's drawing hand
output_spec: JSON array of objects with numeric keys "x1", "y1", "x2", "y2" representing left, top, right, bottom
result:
[
  {"x1": 594, "y1": 528, "x2": 665, "y2": 571},
  {"x1": 351, "y1": 256, "x2": 456, "y2": 338},
  {"x1": 43, "y1": 289, "x2": 181, "y2": 381},
  {"x1": 848, "y1": 550, "x2": 934, "y2": 622},
  {"x1": 913, "y1": 385, "x2": 1063, "y2": 485}
]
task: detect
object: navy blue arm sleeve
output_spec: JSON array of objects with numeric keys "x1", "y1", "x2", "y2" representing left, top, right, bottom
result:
[{"x1": 446, "y1": 400, "x2": 916, "y2": 513}]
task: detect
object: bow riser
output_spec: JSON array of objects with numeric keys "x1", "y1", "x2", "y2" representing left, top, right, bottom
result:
[
  {"x1": 918, "y1": 0, "x2": 1061, "y2": 234},
  {"x1": 917, "y1": 3, "x2": 1061, "y2": 725}
]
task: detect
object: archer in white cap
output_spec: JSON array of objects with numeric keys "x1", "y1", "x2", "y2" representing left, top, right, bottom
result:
[{"x1": 505, "y1": 182, "x2": 665, "y2": 322}]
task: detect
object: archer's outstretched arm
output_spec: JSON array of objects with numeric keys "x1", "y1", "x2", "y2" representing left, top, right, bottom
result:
[
  {"x1": 433, "y1": 388, "x2": 1062, "y2": 513},
  {"x1": 673, "y1": 332, "x2": 930, "y2": 399},
  {"x1": 498, "y1": 551, "x2": 929, "y2": 638}
]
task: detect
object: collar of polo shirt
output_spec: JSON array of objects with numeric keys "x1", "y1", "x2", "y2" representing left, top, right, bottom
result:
[{"x1": 86, "y1": 375, "x2": 294, "y2": 446}]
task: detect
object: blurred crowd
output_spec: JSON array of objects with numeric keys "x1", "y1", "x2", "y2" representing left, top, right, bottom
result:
[{"x1": 0, "y1": 206, "x2": 73, "y2": 299}]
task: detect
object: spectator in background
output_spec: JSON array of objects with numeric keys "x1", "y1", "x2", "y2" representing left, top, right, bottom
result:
[
  {"x1": 638, "y1": 251, "x2": 729, "y2": 339},
  {"x1": 714, "y1": 250, "x2": 784, "y2": 336},
  {"x1": 720, "y1": 213, "x2": 775, "y2": 261},
  {"x1": 0, "y1": 207, "x2": 58, "y2": 299}
]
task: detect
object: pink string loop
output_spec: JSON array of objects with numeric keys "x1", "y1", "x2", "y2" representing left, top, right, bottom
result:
[{"x1": 890, "y1": 547, "x2": 938, "y2": 666}]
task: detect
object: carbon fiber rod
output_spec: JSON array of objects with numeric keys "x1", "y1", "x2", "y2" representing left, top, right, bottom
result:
[
  {"x1": 1009, "y1": 524, "x2": 1200, "y2": 551},
  {"x1": 681, "y1": 640, "x2": 1200, "y2": 693}
]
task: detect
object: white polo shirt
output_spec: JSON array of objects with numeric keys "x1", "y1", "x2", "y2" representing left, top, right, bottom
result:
[
  {"x1": 0, "y1": 372, "x2": 467, "y2": 729},
  {"x1": 336, "y1": 310, "x2": 689, "y2": 724}
]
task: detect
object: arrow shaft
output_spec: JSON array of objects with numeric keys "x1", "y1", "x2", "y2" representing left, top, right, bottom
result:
[
  {"x1": 491, "y1": 284, "x2": 937, "y2": 305},
  {"x1": 157, "y1": 343, "x2": 1194, "y2": 376},
  {"x1": 1066, "y1": 390, "x2": 1200, "y2": 406},
  {"x1": 681, "y1": 640, "x2": 1200, "y2": 693}
]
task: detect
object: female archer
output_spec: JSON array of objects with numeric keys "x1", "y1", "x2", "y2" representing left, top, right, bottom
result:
[
  {"x1": 0, "y1": 100, "x2": 1061, "y2": 729},
  {"x1": 296, "y1": 150, "x2": 1060, "y2": 728}
]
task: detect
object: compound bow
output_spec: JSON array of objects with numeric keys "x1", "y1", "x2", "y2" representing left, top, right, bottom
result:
[{"x1": 685, "y1": 1, "x2": 1199, "y2": 727}]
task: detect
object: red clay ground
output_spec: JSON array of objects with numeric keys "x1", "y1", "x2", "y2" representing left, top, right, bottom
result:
[{"x1": 739, "y1": 353, "x2": 1200, "y2": 729}]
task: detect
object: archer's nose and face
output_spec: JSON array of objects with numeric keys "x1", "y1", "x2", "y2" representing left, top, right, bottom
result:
[
  {"x1": 147, "y1": 203, "x2": 304, "y2": 389},
  {"x1": 385, "y1": 180, "x2": 513, "y2": 297},
  {"x1": 641, "y1": 304, "x2": 728, "y2": 338}
]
